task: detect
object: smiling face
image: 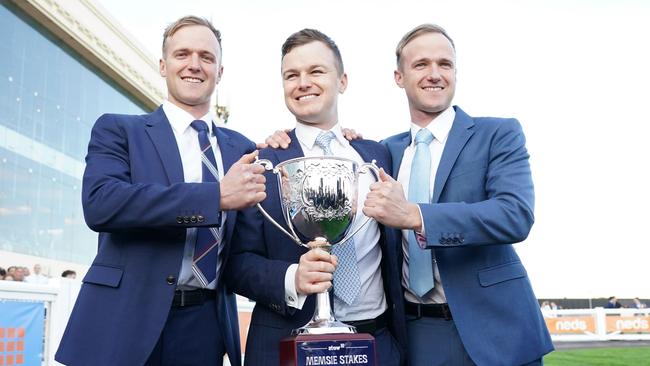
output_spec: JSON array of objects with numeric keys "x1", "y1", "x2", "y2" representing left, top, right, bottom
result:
[
  {"x1": 394, "y1": 32, "x2": 456, "y2": 127},
  {"x1": 281, "y1": 41, "x2": 347, "y2": 129},
  {"x1": 159, "y1": 25, "x2": 222, "y2": 118}
]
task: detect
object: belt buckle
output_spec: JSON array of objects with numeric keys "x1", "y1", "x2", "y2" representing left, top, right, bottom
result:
[{"x1": 441, "y1": 305, "x2": 452, "y2": 320}]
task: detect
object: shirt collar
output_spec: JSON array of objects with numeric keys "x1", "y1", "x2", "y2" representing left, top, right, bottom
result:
[
  {"x1": 295, "y1": 122, "x2": 347, "y2": 151},
  {"x1": 409, "y1": 105, "x2": 455, "y2": 146},
  {"x1": 162, "y1": 100, "x2": 218, "y2": 135}
]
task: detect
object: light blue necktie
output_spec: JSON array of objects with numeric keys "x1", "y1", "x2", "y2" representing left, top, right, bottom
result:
[
  {"x1": 408, "y1": 128, "x2": 435, "y2": 297},
  {"x1": 314, "y1": 131, "x2": 361, "y2": 305},
  {"x1": 190, "y1": 120, "x2": 224, "y2": 287}
]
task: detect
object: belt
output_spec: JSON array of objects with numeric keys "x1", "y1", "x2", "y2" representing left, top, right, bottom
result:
[
  {"x1": 345, "y1": 311, "x2": 388, "y2": 335},
  {"x1": 172, "y1": 288, "x2": 217, "y2": 308},
  {"x1": 405, "y1": 302, "x2": 453, "y2": 320}
]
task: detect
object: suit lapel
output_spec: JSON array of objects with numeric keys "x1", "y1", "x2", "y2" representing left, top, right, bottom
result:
[
  {"x1": 214, "y1": 126, "x2": 242, "y2": 246},
  {"x1": 144, "y1": 107, "x2": 184, "y2": 184},
  {"x1": 432, "y1": 107, "x2": 475, "y2": 203},
  {"x1": 273, "y1": 129, "x2": 305, "y2": 162},
  {"x1": 214, "y1": 126, "x2": 238, "y2": 173},
  {"x1": 350, "y1": 141, "x2": 374, "y2": 164},
  {"x1": 386, "y1": 133, "x2": 411, "y2": 178}
]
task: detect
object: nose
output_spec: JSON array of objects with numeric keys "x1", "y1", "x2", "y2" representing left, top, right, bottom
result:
[
  {"x1": 298, "y1": 73, "x2": 312, "y2": 90},
  {"x1": 427, "y1": 65, "x2": 442, "y2": 82},
  {"x1": 188, "y1": 53, "x2": 201, "y2": 72}
]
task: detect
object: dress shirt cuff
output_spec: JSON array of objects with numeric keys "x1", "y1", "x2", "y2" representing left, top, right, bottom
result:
[
  {"x1": 285, "y1": 263, "x2": 307, "y2": 309},
  {"x1": 415, "y1": 204, "x2": 427, "y2": 249}
]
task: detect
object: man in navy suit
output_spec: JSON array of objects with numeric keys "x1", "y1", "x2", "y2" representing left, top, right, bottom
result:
[
  {"x1": 224, "y1": 29, "x2": 406, "y2": 366},
  {"x1": 266, "y1": 24, "x2": 553, "y2": 366},
  {"x1": 55, "y1": 16, "x2": 266, "y2": 366},
  {"x1": 361, "y1": 24, "x2": 554, "y2": 365}
]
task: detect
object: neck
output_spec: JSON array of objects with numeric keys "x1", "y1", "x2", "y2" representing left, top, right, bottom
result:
[
  {"x1": 410, "y1": 105, "x2": 452, "y2": 128},
  {"x1": 169, "y1": 100, "x2": 210, "y2": 119},
  {"x1": 296, "y1": 119, "x2": 337, "y2": 131}
]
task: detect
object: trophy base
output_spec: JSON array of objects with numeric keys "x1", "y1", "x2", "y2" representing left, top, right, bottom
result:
[
  {"x1": 292, "y1": 319, "x2": 356, "y2": 335},
  {"x1": 280, "y1": 333, "x2": 376, "y2": 366}
]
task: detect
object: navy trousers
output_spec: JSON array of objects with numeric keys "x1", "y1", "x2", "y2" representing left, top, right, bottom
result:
[
  {"x1": 407, "y1": 315, "x2": 543, "y2": 366},
  {"x1": 145, "y1": 298, "x2": 226, "y2": 366}
]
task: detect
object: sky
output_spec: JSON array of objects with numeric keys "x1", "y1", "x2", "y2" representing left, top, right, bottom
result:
[{"x1": 96, "y1": 0, "x2": 650, "y2": 299}]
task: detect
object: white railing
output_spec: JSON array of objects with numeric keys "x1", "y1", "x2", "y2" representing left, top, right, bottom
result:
[{"x1": 542, "y1": 307, "x2": 650, "y2": 341}]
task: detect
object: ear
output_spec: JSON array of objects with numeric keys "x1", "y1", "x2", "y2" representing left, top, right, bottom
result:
[
  {"x1": 159, "y1": 58, "x2": 166, "y2": 77},
  {"x1": 338, "y1": 72, "x2": 348, "y2": 94},
  {"x1": 394, "y1": 69, "x2": 404, "y2": 88},
  {"x1": 216, "y1": 65, "x2": 224, "y2": 84}
]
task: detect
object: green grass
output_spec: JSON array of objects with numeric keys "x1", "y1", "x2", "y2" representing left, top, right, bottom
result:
[{"x1": 545, "y1": 347, "x2": 650, "y2": 366}]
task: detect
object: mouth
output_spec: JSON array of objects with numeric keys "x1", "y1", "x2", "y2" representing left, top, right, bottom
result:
[
  {"x1": 421, "y1": 86, "x2": 444, "y2": 91},
  {"x1": 296, "y1": 93, "x2": 319, "y2": 101},
  {"x1": 181, "y1": 76, "x2": 204, "y2": 83}
]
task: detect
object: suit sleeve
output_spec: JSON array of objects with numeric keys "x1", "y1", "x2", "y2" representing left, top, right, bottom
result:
[
  {"x1": 420, "y1": 119, "x2": 535, "y2": 247},
  {"x1": 82, "y1": 114, "x2": 240, "y2": 232}
]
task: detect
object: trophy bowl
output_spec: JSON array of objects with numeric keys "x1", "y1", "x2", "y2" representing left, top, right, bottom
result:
[{"x1": 255, "y1": 156, "x2": 379, "y2": 334}]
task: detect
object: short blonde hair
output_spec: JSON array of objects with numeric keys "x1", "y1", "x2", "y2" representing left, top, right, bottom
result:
[
  {"x1": 162, "y1": 16, "x2": 221, "y2": 56},
  {"x1": 395, "y1": 24, "x2": 455, "y2": 68}
]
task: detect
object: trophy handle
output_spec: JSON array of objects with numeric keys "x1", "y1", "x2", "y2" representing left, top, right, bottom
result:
[
  {"x1": 334, "y1": 160, "x2": 381, "y2": 245},
  {"x1": 254, "y1": 158, "x2": 304, "y2": 247}
]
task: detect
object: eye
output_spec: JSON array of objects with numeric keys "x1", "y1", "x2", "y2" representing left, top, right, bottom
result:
[
  {"x1": 311, "y1": 69, "x2": 325, "y2": 75},
  {"x1": 202, "y1": 54, "x2": 215, "y2": 63},
  {"x1": 414, "y1": 62, "x2": 426, "y2": 69},
  {"x1": 284, "y1": 73, "x2": 297, "y2": 80}
]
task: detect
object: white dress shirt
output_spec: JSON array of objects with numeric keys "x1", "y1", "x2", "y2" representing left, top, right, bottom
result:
[
  {"x1": 398, "y1": 106, "x2": 455, "y2": 304},
  {"x1": 284, "y1": 122, "x2": 387, "y2": 321},
  {"x1": 162, "y1": 101, "x2": 225, "y2": 290}
]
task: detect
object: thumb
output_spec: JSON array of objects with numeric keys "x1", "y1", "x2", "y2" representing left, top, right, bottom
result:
[
  {"x1": 378, "y1": 168, "x2": 394, "y2": 182},
  {"x1": 237, "y1": 150, "x2": 259, "y2": 164}
]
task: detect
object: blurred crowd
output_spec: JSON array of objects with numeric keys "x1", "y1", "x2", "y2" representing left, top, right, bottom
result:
[
  {"x1": 605, "y1": 296, "x2": 647, "y2": 309},
  {"x1": 0, "y1": 263, "x2": 76, "y2": 282}
]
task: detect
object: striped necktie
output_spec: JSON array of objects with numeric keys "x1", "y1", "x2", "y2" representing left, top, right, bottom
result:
[
  {"x1": 315, "y1": 131, "x2": 362, "y2": 305},
  {"x1": 190, "y1": 120, "x2": 224, "y2": 287},
  {"x1": 408, "y1": 128, "x2": 435, "y2": 297}
]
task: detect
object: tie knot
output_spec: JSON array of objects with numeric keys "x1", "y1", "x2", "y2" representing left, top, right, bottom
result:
[
  {"x1": 190, "y1": 120, "x2": 209, "y2": 133},
  {"x1": 414, "y1": 128, "x2": 434, "y2": 145},
  {"x1": 314, "y1": 131, "x2": 336, "y2": 155}
]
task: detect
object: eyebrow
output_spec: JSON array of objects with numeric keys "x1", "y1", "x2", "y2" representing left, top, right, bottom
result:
[{"x1": 172, "y1": 47, "x2": 216, "y2": 57}]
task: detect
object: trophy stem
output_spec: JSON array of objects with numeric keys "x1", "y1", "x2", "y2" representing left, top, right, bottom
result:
[{"x1": 292, "y1": 242, "x2": 356, "y2": 335}]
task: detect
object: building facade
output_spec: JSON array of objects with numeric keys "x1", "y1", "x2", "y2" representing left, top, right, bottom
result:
[{"x1": 1, "y1": 0, "x2": 165, "y2": 277}]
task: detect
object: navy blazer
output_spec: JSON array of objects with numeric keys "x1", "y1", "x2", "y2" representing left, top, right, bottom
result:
[
  {"x1": 384, "y1": 106, "x2": 553, "y2": 365},
  {"x1": 224, "y1": 130, "x2": 407, "y2": 365},
  {"x1": 56, "y1": 107, "x2": 249, "y2": 366}
]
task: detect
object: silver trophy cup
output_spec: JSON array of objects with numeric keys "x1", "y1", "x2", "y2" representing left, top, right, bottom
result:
[{"x1": 255, "y1": 156, "x2": 380, "y2": 335}]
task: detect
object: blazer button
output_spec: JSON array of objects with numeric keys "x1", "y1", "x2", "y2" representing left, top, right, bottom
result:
[
  {"x1": 176, "y1": 216, "x2": 183, "y2": 224},
  {"x1": 197, "y1": 215, "x2": 205, "y2": 223},
  {"x1": 166, "y1": 275, "x2": 176, "y2": 285},
  {"x1": 190, "y1": 215, "x2": 197, "y2": 223},
  {"x1": 183, "y1": 216, "x2": 190, "y2": 224}
]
